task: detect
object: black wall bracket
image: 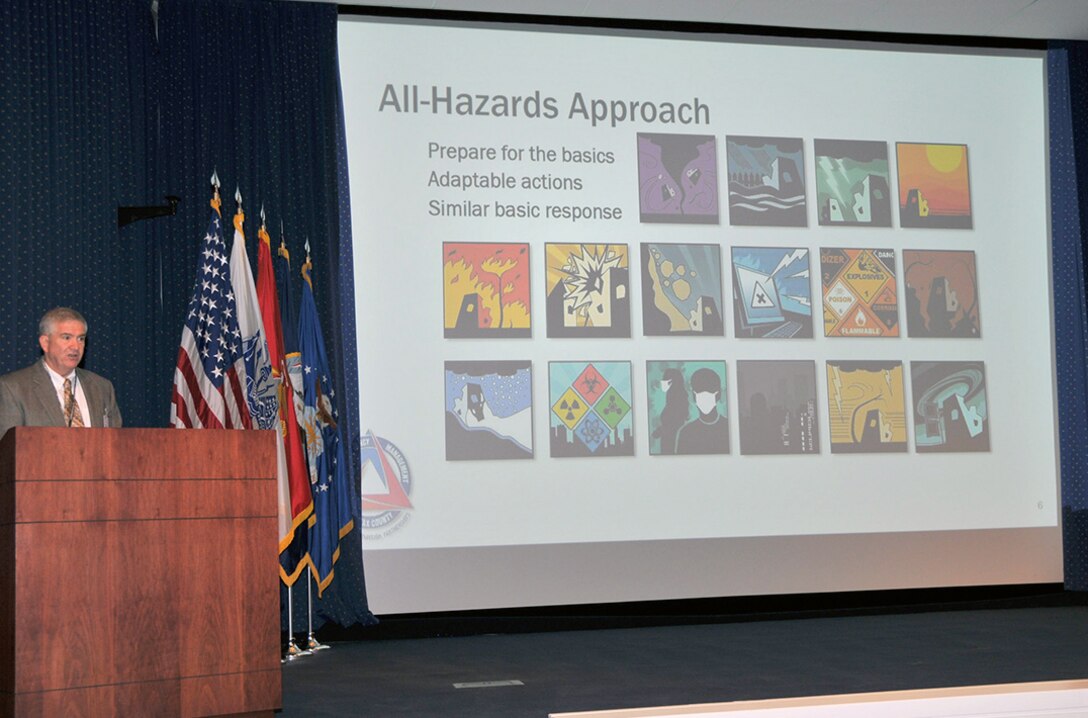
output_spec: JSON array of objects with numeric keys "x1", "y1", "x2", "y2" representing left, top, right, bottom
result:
[{"x1": 117, "y1": 195, "x2": 181, "y2": 228}]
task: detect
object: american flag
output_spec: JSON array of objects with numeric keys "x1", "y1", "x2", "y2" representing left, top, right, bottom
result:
[{"x1": 170, "y1": 208, "x2": 252, "y2": 429}]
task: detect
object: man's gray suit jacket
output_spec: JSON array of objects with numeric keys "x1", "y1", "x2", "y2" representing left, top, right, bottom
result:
[{"x1": 0, "y1": 362, "x2": 123, "y2": 439}]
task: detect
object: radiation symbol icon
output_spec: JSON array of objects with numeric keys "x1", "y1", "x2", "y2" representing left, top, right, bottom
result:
[{"x1": 552, "y1": 387, "x2": 589, "y2": 430}]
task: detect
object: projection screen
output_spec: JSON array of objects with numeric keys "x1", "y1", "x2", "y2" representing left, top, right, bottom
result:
[{"x1": 338, "y1": 15, "x2": 1060, "y2": 615}]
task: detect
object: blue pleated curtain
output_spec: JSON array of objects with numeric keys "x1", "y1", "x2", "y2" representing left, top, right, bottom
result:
[
  {"x1": 0, "y1": 0, "x2": 374, "y2": 627},
  {"x1": 1050, "y1": 42, "x2": 1088, "y2": 590}
]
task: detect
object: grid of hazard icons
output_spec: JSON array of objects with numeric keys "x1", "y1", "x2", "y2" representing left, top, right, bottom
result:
[{"x1": 442, "y1": 243, "x2": 987, "y2": 460}]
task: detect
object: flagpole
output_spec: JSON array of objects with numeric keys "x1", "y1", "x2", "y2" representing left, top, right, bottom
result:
[
  {"x1": 306, "y1": 573, "x2": 330, "y2": 652},
  {"x1": 301, "y1": 237, "x2": 330, "y2": 653},
  {"x1": 280, "y1": 225, "x2": 311, "y2": 662},
  {"x1": 284, "y1": 582, "x2": 310, "y2": 662},
  {"x1": 299, "y1": 239, "x2": 331, "y2": 653}
]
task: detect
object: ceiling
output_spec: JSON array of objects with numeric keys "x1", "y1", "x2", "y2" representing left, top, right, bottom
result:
[{"x1": 327, "y1": 0, "x2": 1088, "y2": 42}]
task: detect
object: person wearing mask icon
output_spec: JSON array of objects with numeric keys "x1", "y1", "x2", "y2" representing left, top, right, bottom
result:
[{"x1": 675, "y1": 367, "x2": 728, "y2": 454}]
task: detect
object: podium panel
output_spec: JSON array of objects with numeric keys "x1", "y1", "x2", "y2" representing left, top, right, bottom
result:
[{"x1": 0, "y1": 427, "x2": 281, "y2": 718}]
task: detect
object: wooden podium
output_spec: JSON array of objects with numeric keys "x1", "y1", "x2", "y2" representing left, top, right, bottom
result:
[{"x1": 0, "y1": 427, "x2": 282, "y2": 718}]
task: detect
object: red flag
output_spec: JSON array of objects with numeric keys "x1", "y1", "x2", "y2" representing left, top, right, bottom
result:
[{"x1": 257, "y1": 222, "x2": 313, "y2": 585}]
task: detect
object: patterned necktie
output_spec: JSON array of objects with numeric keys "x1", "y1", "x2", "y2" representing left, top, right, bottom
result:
[{"x1": 63, "y1": 377, "x2": 84, "y2": 428}]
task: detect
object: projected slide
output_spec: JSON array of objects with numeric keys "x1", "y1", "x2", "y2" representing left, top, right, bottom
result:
[{"x1": 339, "y1": 18, "x2": 1058, "y2": 613}]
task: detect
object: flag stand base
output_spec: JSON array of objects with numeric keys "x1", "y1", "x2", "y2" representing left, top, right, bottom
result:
[
  {"x1": 284, "y1": 637, "x2": 312, "y2": 663},
  {"x1": 307, "y1": 632, "x2": 331, "y2": 652}
]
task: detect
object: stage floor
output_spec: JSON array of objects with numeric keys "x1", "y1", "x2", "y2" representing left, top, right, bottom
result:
[{"x1": 280, "y1": 605, "x2": 1088, "y2": 717}]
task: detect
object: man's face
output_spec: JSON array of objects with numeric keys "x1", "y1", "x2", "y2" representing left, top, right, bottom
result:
[{"x1": 39, "y1": 319, "x2": 86, "y2": 375}]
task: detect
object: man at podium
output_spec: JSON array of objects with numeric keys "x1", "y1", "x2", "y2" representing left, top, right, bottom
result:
[{"x1": 0, "y1": 307, "x2": 122, "y2": 439}]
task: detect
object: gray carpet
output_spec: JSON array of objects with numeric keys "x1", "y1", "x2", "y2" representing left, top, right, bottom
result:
[{"x1": 280, "y1": 605, "x2": 1088, "y2": 717}]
